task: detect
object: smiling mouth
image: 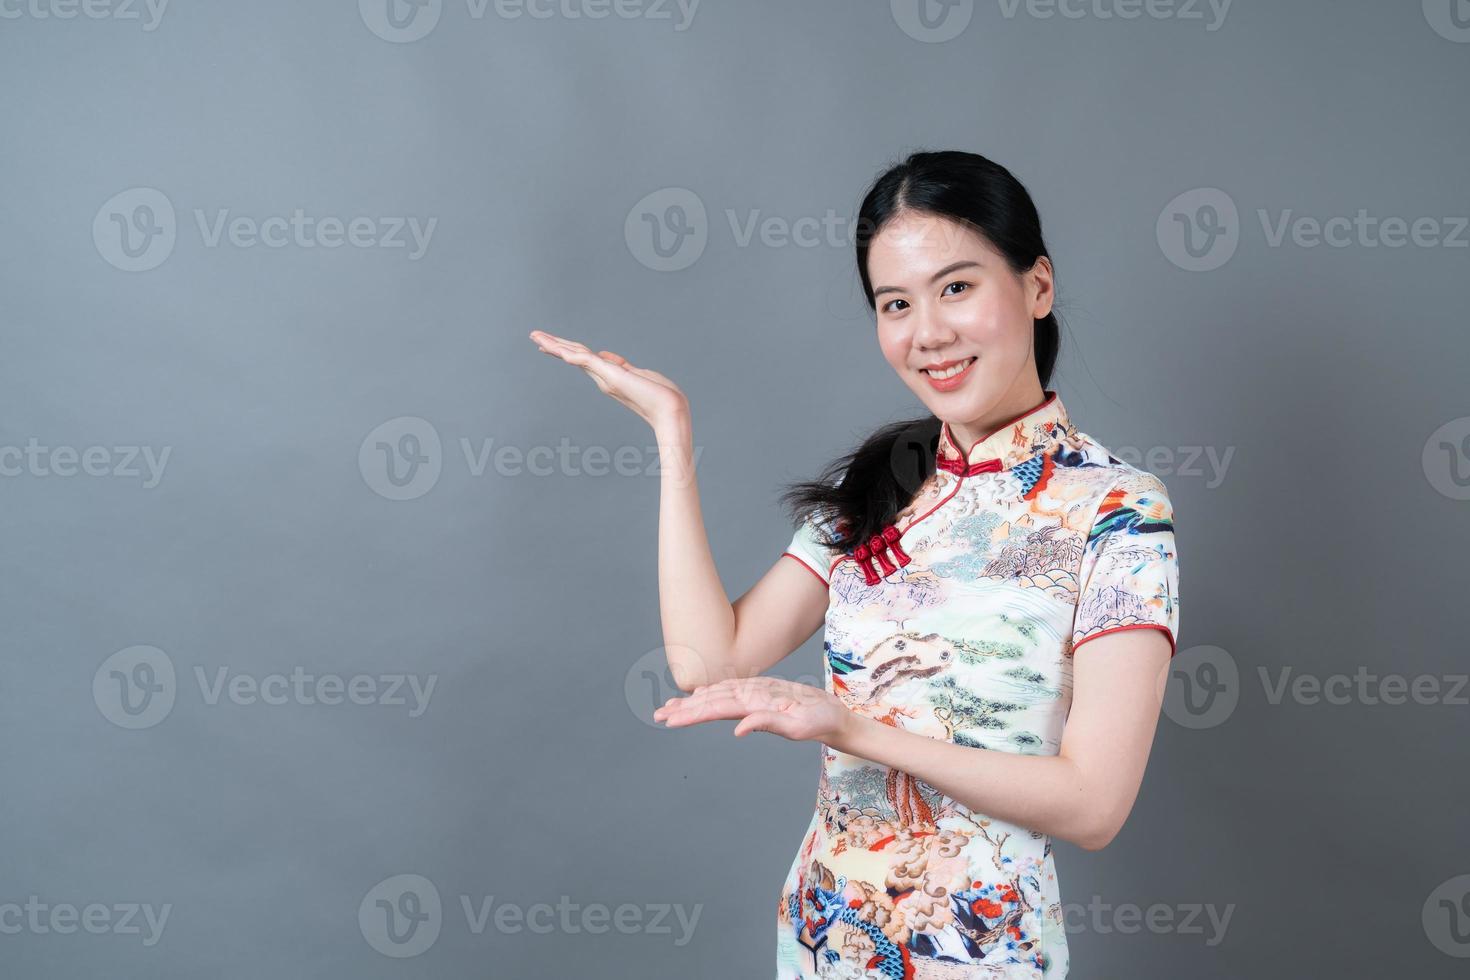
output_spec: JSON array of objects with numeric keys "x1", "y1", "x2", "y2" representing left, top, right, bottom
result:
[{"x1": 922, "y1": 356, "x2": 976, "y2": 380}]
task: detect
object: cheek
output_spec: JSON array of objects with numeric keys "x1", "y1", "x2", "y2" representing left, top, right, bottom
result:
[
  {"x1": 940, "y1": 296, "x2": 1009, "y2": 340},
  {"x1": 948, "y1": 304, "x2": 1033, "y2": 363},
  {"x1": 876, "y1": 323, "x2": 912, "y2": 369}
]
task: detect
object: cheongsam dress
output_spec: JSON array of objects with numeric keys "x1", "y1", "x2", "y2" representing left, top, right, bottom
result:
[{"x1": 774, "y1": 390, "x2": 1180, "y2": 980}]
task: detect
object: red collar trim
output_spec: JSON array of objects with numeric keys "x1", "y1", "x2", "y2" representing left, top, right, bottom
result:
[{"x1": 935, "y1": 390, "x2": 1074, "y2": 477}]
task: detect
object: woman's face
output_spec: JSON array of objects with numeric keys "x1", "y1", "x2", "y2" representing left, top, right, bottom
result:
[{"x1": 867, "y1": 210, "x2": 1053, "y2": 441}]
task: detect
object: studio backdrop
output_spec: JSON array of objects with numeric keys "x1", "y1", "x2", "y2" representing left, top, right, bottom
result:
[{"x1": 1, "y1": 1, "x2": 1467, "y2": 977}]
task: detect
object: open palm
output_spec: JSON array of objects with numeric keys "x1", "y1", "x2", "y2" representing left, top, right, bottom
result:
[
  {"x1": 653, "y1": 677, "x2": 853, "y2": 742},
  {"x1": 528, "y1": 329, "x2": 689, "y2": 432}
]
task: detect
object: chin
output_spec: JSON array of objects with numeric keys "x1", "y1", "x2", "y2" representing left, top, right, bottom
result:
[{"x1": 911, "y1": 374, "x2": 1000, "y2": 421}]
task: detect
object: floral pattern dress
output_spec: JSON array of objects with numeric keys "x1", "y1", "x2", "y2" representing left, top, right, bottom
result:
[{"x1": 775, "y1": 390, "x2": 1180, "y2": 979}]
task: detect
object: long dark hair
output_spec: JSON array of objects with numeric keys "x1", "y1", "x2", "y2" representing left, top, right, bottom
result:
[{"x1": 780, "y1": 150, "x2": 1062, "y2": 556}]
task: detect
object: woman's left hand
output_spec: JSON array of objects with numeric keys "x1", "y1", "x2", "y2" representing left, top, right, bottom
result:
[{"x1": 653, "y1": 677, "x2": 854, "y2": 742}]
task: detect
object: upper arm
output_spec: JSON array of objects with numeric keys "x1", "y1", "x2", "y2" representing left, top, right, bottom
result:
[
  {"x1": 723, "y1": 518, "x2": 833, "y2": 679},
  {"x1": 1060, "y1": 468, "x2": 1182, "y2": 848},
  {"x1": 1058, "y1": 626, "x2": 1172, "y2": 849}
]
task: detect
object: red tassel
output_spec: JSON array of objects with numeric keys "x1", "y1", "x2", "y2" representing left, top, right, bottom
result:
[
  {"x1": 869, "y1": 535, "x2": 897, "y2": 576},
  {"x1": 882, "y1": 525, "x2": 911, "y2": 567},
  {"x1": 850, "y1": 524, "x2": 914, "y2": 584}
]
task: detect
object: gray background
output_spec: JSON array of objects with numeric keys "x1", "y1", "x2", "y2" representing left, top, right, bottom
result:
[{"x1": 2, "y1": 0, "x2": 1468, "y2": 977}]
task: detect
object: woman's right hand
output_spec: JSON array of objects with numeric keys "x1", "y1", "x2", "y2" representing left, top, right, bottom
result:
[{"x1": 528, "y1": 329, "x2": 690, "y2": 433}]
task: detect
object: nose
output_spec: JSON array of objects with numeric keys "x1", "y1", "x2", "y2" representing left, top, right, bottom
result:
[{"x1": 910, "y1": 304, "x2": 955, "y2": 352}]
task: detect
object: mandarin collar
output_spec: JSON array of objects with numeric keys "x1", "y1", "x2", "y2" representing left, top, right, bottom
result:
[{"x1": 936, "y1": 389, "x2": 1075, "y2": 477}]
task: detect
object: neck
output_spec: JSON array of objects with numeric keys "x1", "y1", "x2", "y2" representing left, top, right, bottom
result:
[{"x1": 945, "y1": 377, "x2": 1049, "y2": 456}]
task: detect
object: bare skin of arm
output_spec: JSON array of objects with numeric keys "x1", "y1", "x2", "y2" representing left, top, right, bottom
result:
[
  {"x1": 529, "y1": 330, "x2": 829, "y2": 692},
  {"x1": 529, "y1": 331, "x2": 1168, "y2": 851},
  {"x1": 654, "y1": 627, "x2": 1172, "y2": 851}
]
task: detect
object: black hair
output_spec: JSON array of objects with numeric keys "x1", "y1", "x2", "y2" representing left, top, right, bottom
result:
[{"x1": 779, "y1": 150, "x2": 1062, "y2": 556}]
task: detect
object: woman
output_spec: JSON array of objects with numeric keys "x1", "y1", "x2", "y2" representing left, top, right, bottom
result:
[{"x1": 529, "y1": 149, "x2": 1179, "y2": 979}]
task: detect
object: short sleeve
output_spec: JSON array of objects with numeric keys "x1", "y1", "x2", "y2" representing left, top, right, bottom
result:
[
  {"x1": 1071, "y1": 470, "x2": 1180, "y2": 657},
  {"x1": 781, "y1": 512, "x2": 837, "y2": 587}
]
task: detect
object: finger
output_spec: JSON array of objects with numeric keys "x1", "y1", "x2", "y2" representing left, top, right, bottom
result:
[
  {"x1": 535, "y1": 335, "x2": 593, "y2": 360},
  {"x1": 653, "y1": 698, "x2": 687, "y2": 721},
  {"x1": 733, "y1": 710, "x2": 788, "y2": 738},
  {"x1": 560, "y1": 347, "x2": 629, "y2": 387},
  {"x1": 666, "y1": 686, "x2": 780, "y2": 726},
  {"x1": 659, "y1": 690, "x2": 754, "y2": 727},
  {"x1": 597, "y1": 350, "x2": 628, "y2": 366},
  {"x1": 627, "y1": 366, "x2": 678, "y2": 388}
]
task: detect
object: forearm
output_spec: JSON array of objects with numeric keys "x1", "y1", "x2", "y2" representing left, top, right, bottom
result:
[
  {"x1": 830, "y1": 713, "x2": 1115, "y2": 850},
  {"x1": 654, "y1": 412, "x2": 739, "y2": 690}
]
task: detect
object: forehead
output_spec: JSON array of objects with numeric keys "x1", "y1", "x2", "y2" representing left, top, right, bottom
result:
[{"x1": 867, "y1": 211, "x2": 995, "y2": 273}]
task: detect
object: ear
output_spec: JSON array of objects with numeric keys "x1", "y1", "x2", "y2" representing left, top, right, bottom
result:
[{"x1": 1027, "y1": 255, "x2": 1055, "y2": 320}]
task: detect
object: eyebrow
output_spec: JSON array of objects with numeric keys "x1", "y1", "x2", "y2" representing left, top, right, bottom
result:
[{"x1": 872, "y1": 260, "x2": 982, "y2": 299}]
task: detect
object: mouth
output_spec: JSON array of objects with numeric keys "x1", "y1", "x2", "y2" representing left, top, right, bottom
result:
[
  {"x1": 921, "y1": 356, "x2": 976, "y2": 380},
  {"x1": 920, "y1": 356, "x2": 977, "y2": 391}
]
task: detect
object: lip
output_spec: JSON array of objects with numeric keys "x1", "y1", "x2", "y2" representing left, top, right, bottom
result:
[{"x1": 920, "y1": 355, "x2": 977, "y2": 392}]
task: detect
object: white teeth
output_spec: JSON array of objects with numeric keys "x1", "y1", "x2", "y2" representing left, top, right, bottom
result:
[{"x1": 923, "y1": 357, "x2": 975, "y2": 380}]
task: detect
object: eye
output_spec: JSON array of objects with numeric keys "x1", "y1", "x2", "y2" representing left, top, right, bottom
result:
[
  {"x1": 880, "y1": 297, "x2": 908, "y2": 314},
  {"x1": 942, "y1": 281, "x2": 969, "y2": 297}
]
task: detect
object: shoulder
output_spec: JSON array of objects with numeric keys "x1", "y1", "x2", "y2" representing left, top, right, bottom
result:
[{"x1": 1051, "y1": 429, "x2": 1174, "y2": 523}]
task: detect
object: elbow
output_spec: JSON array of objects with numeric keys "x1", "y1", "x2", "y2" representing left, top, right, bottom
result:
[
  {"x1": 669, "y1": 670, "x2": 702, "y2": 694},
  {"x1": 1072, "y1": 807, "x2": 1129, "y2": 852},
  {"x1": 667, "y1": 651, "x2": 738, "y2": 693},
  {"x1": 666, "y1": 659, "x2": 706, "y2": 693},
  {"x1": 1074, "y1": 824, "x2": 1118, "y2": 852}
]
